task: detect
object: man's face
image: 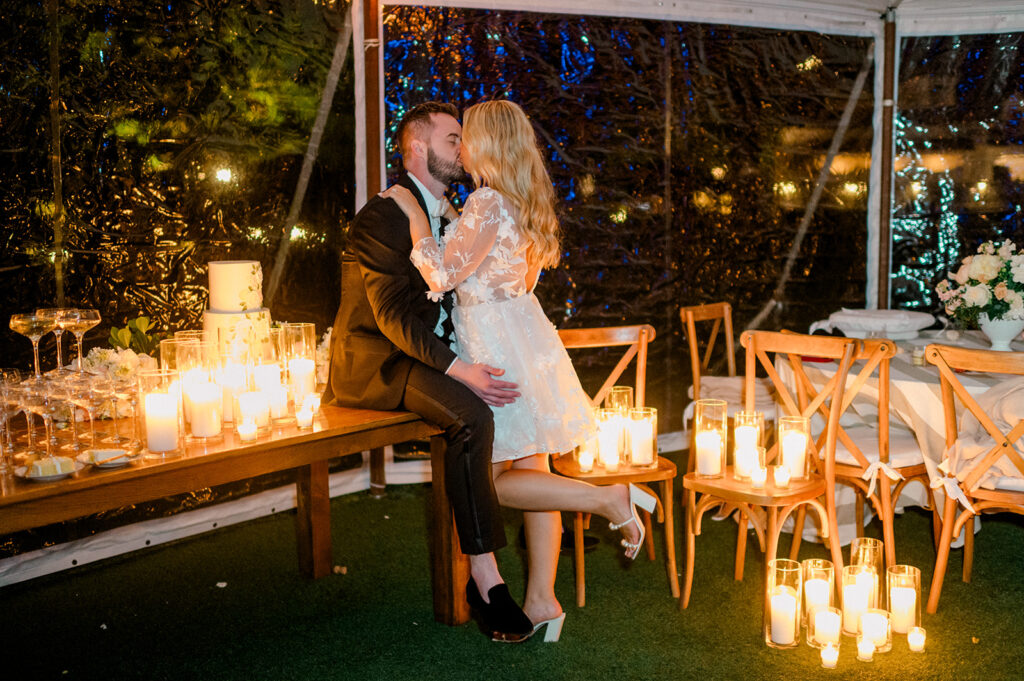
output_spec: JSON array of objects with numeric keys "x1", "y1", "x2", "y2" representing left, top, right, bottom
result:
[{"x1": 425, "y1": 113, "x2": 464, "y2": 186}]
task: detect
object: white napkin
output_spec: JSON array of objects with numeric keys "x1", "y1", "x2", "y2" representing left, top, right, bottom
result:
[{"x1": 947, "y1": 376, "x2": 1024, "y2": 490}]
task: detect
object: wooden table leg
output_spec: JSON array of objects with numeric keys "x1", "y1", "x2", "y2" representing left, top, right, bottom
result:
[
  {"x1": 295, "y1": 460, "x2": 332, "y2": 579},
  {"x1": 369, "y1": 446, "x2": 386, "y2": 498},
  {"x1": 430, "y1": 435, "x2": 470, "y2": 625}
]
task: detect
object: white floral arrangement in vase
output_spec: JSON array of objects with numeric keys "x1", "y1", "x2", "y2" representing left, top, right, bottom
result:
[
  {"x1": 80, "y1": 346, "x2": 159, "y2": 419},
  {"x1": 936, "y1": 240, "x2": 1024, "y2": 326}
]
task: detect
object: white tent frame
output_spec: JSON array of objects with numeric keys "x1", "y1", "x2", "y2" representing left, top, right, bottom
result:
[{"x1": 354, "y1": 0, "x2": 1024, "y2": 308}]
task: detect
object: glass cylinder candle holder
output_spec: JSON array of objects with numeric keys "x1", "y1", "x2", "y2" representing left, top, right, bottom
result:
[
  {"x1": 856, "y1": 634, "x2": 875, "y2": 662},
  {"x1": 820, "y1": 642, "x2": 839, "y2": 669},
  {"x1": 694, "y1": 399, "x2": 726, "y2": 478},
  {"x1": 234, "y1": 391, "x2": 271, "y2": 433},
  {"x1": 576, "y1": 438, "x2": 596, "y2": 473},
  {"x1": 732, "y1": 411, "x2": 764, "y2": 480},
  {"x1": 138, "y1": 369, "x2": 184, "y2": 459},
  {"x1": 159, "y1": 338, "x2": 199, "y2": 372},
  {"x1": 801, "y1": 559, "x2": 834, "y2": 631},
  {"x1": 850, "y1": 537, "x2": 885, "y2": 610},
  {"x1": 217, "y1": 352, "x2": 249, "y2": 424},
  {"x1": 859, "y1": 608, "x2": 891, "y2": 653},
  {"x1": 841, "y1": 564, "x2": 878, "y2": 636},
  {"x1": 596, "y1": 408, "x2": 623, "y2": 472},
  {"x1": 777, "y1": 415, "x2": 810, "y2": 480},
  {"x1": 627, "y1": 407, "x2": 657, "y2": 468},
  {"x1": 179, "y1": 341, "x2": 223, "y2": 442},
  {"x1": 887, "y1": 565, "x2": 921, "y2": 635},
  {"x1": 174, "y1": 329, "x2": 214, "y2": 345},
  {"x1": 772, "y1": 465, "x2": 791, "y2": 488},
  {"x1": 809, "y1": 606, "x2": 842, "y2": 649},
  {"x1": 283, "y1": 322, "x2": 317, "y2": 401},
  {"x1": 907, "y1": 626, "x2": 926, "y2": 652},
  {"x1": 295, "y1": 393, "x2": 320, "y2": 430},
  {"x1": 605, "y1": 385, "x2": 633, "y2": 413},
  {"x1": 750, "y1": 456, "x2": 768, "y2": 489},
  {"x1": 765, "y1": 558, "x2": 802, "y2": 649}
]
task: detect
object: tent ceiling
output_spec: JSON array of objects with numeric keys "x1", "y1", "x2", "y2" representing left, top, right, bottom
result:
[{"x1": 390, "y1": 0, "x2": 1024, "y2": 36}]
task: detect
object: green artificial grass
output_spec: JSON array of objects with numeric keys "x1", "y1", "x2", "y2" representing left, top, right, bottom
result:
[{"x1": 7, "y1": 452, "x2": 1024, "y2": 680}]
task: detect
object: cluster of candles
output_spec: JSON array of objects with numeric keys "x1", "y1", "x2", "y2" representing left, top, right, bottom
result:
[
  {"x1": 692, "y1": 398, "x2": 810, "y2": 488},
  {"x1": 576, "y1": 386, "x2": 658, "y2": 473},
  {"x1": 765, "y1": 538, "x2": 927, "y2": 668},
  {"x1": 139, "y1": 323, "x2": 322, "y2": 457}
]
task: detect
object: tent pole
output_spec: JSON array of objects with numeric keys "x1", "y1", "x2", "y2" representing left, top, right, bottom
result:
[
  {"x1": 364, "y1": 0, "x2": 384, "y2": 198},
  {"x1": 876, "y1": 11, "x2": 896, "y2": 309}
]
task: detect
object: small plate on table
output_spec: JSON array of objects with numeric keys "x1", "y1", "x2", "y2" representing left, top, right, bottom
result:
[
  {"x1": 14, "y1": 457, "x2": 85, "y2": 482},
  {"x1": 78, "y1": 448, "x2": 135, "y2": 469}
]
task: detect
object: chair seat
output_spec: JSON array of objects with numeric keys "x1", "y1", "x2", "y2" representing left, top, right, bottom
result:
[
  {"x1": 832, "y1": 424, "x2": 925, "y2": 468},
  {"x1": 684, "y1": 376, "x2": 776, "y2": 419},
  {"x1": 683, "y1": 469, "x2": 826, "y2": 507}
]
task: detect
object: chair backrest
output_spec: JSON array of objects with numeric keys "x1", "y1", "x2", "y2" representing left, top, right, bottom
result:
[
  {"x1": 558, "y1": 324, "x2": 656, "y2": 408},
  {"x1": 925, "y1": 343, "x2": 1024, "y2": 492},
  {"x1": 680, "y1": 302, "x2": 735, "y2": 402},
  {"x1": 785, "y1": 334, "x2": 899, "y2": 469},
  {"x1": 740, "y1": 330, "x2": 858, "y2": 477}
]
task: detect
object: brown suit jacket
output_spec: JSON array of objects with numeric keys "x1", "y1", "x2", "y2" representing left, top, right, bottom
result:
[{"x1": 322, "y1": 173, "x2": 456, "y2": 410}]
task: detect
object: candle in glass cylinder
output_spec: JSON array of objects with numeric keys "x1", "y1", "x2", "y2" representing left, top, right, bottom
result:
[
  {"x1": 236, "y1": 391, "x2": 270, "y2": 428},
  {"x1": 695, "y1": 430, "x2": 723, "y2": 476},
  {"x1": 750, "y1": 465, "x2": 767, "y2": 489},
  {"x1": 813, "y1": 608, "x2": 841, "y2": 646},
  {"x1": 597, "y1": 410, "x2": 621, "y2": 472},
  {"x1": 252, "y1": 363, "x2": 281, "y2": 393},
  {"x1": 820, "y1": 643, "x2": 839, "y2": 669},
  {"x1": 295, "y1": 409, "x2": 313, "y2": 429},
  {"x1": 908, "y1": 627, "x2": 926, "y2": 652},
  {"x1": 267, "y1": 386, "x2": 289, "y2": 420},
  {"x1": 288, "y1": 358, "x2": 316, "y2": 398},
  {"x1": 577, "y1": 439, "x2": 595, "y2": 473},
  {"x1": 804, "y1": 578, "x2": 830, "y2": 616},
  {"x1": 860, "y1": 610, "x2": 889, "y2": 650},
  {"x1": 237, "y1": 419, "x2": 258, "y2": 442},
  {"x1": 781, "y1": 431, "x2": 807, "y2": 480},
  {"x1": 628, "y1": 412, "x2": 655, "y2": 466},
  {"x1": 890, "y1": 586, "x2": 917, "y2": 634},
  {"x1": 144, "y1": 392, "x2": 179, "y2": 452},
  {"x1": 186, "y1": 381, "x2": 222, "y2": 438},
  {"x1": 773, "y1": 465, "x2": 791, "y2": 488},
  {"x1": 219, "y1": 361, "x2": 246, "y2": 423},
  {"x1": 842, "y1": 568, "x2": 875, "y2": 635},
  {"x1": 769, "y1": 585, "x2": 799, "y2": 646},
  {"x1": 857, "y1": 635, "x2": 875, "y2": 662}
]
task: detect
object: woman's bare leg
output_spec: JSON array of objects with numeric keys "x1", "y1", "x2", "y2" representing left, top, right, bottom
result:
[{"x1": 492, "y1": 454, "x2": 641, "y2": 624}]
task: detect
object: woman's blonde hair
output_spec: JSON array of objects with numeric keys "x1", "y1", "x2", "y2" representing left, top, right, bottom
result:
[{"x1": 462, "y1": 100, "x2": 560, "y2": 269}]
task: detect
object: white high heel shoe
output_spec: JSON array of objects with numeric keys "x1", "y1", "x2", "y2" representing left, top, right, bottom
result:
[
  {"x1": 532, "y1": 612, "x2": 566, "y2": 642},
  {"x1": 608, "y1": 483, "x2": 657, "y2": 560}
]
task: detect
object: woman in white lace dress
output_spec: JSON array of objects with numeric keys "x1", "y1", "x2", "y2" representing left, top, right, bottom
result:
[{"x1": 383, "y1": 100, "x2": 655, "y2": 642}]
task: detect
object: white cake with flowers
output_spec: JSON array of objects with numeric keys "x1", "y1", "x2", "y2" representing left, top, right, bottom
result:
[{"x1": 202, "y1": 260, "x2": 272, "y2": 356}]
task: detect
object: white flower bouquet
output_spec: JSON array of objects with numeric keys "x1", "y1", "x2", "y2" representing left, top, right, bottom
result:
[{"x1": 936, "y1": 240, "x2": 1024, "y2": 327}]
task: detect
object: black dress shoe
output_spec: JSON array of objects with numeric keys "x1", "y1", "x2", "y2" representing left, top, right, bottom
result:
[{"x1": 466, "y1": 579, "x2": 533, "y2": 643}]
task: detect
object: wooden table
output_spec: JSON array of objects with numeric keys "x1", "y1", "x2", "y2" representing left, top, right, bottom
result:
[{"x1": 0, "y1": 405, "x2": 471, "y2": 626}]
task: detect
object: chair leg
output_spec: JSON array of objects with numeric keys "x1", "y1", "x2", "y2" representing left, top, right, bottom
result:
[
  {"x1": 643, "y1": 510, "x2": 657, "y2": 561},
  {"x1": 789, "y1": 506, "x2": 806, "y2": 561},
  {"x1": 931, "y1": 497, "x2": 942, "y2": 551},
  {"x1": 680, "y1": 489, "x2": 697, "y2": 610},
  {"x1": 735, "y1": 512, "x2": 748, "y2": 581},
  {"x1": 963, "y1": 515, "x2": 975, "y2": 583},
  {"x1": 662, "y1": 479, "x2": 679, "y2": 598},
  {"x1": 880, "y1": 484, "x2": 896, "y2": 568},
  {"x1": 926, "y1": 495, "x2": 959, "y2": 614},
  {"x1": 854, "y1": 492, "x2": 865, "y2": 537},
  {"x1": 825, "y1": 502, "x2": 844, "y2": 578},
  {"x1": 573, "y1": 511, "x2": 586, "y2": 608}
]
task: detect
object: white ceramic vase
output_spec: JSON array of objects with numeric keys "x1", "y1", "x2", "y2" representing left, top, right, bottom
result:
[{"x1": 979, "y1": 314, "x2": 1024, "y2": 351}]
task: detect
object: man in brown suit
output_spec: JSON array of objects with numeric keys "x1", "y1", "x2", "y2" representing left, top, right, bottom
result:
[{"x1": 323, "y1": 102, "x2": 532, "y2": 642}]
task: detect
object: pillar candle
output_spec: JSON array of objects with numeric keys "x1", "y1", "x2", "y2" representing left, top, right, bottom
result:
[
  {"x1": 144, "y1": 392, "x2": 179, "y2": 452},
  {"x1": 734, "y1": 446, "x2": 757, "y2": 479},
  {"x1": 629, "y1": 417, "x2": 654, "y2": 466},
  {"x1": 695, "y1": 430, "x2": 723, "y2": 476},
  {"x1": 219, "y1": 363, "x2": 246, "y2": 423},
  {"x1": 804, "y1": 578, "x2": 830, "y2": 616},
  {"x1": 598, "y1": 418, "x2": 621, "y2": 472},
  {"x1": 288, "y1": 358, "x2": 316, "y2": 398},
  {"x1": 843, "y1": 570, "x2": 874, "y2": 634},
  {"x1": 267, "y1": 386, "x2": 289, "y2": 419},
  {"x1": 860, "y1": 611, "x2": 888, "y2": 649},
  {"x1": 237, "y1": 391, "x2": 270, "y2": 428},
  {"x1": 813, "y1": 609, "x2": 841, "y2": 646},
  {"x1": 252, "y1": 363, "x2": 282, "y2": 392},
  {"x1": 781, "y1": 431, "x2": 807, "y2": 479},
  {"x1": 889, "y1": 586, "x2": 917, "y2": 634},
  {"x1": 769, "y1": 585, "x2": 798, "y2": 646},
  {"x1": 734, "y1": 424, "x2": 757, "y2": 451},
  {"x1": 186, "y1": 381, "x2": 222, "y2": 438}
]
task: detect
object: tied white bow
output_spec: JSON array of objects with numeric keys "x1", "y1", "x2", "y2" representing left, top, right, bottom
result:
[
  {"x1": 860, "y1": 461, "x2": 904, "y2": 498},
  {"x1": 929, "y1": 475, "x2": 976, "y2": 514}
]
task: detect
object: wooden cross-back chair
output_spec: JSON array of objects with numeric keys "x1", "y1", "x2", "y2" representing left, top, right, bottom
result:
[
  {"x1": 785, "y1": 336, "x2": 936, "y2": 568},
  {"x1": 680, "y1": 303, "x2": 776, "y2": 464},
  {"x1": 552, "y1": 324, "x2": 679, "y2": 606},
  {"x1": 924, "y1": 343, "x2": 1024, "y2": 613},
  {"x1": 681, "y1": 330, "x2": 855, "y2": 609}
]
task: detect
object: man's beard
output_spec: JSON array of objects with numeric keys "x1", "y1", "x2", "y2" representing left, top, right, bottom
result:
[{"x1": 427, "y1": 147, "x2": 464, "y2": 186}]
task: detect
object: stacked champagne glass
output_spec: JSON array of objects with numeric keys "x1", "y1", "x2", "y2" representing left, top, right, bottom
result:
[{"x1": 5, "y1": 308, "x2": 138, "y2": 480}]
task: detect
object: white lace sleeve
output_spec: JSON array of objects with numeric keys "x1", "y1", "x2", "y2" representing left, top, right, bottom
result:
[{"x1": 409, "y1": 188, "x2": 505, "y2": 296}]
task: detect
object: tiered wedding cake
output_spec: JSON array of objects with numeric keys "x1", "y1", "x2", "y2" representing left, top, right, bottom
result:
[{"x1": 203, "y1": 260, "x2": 272, "y2": 356}]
